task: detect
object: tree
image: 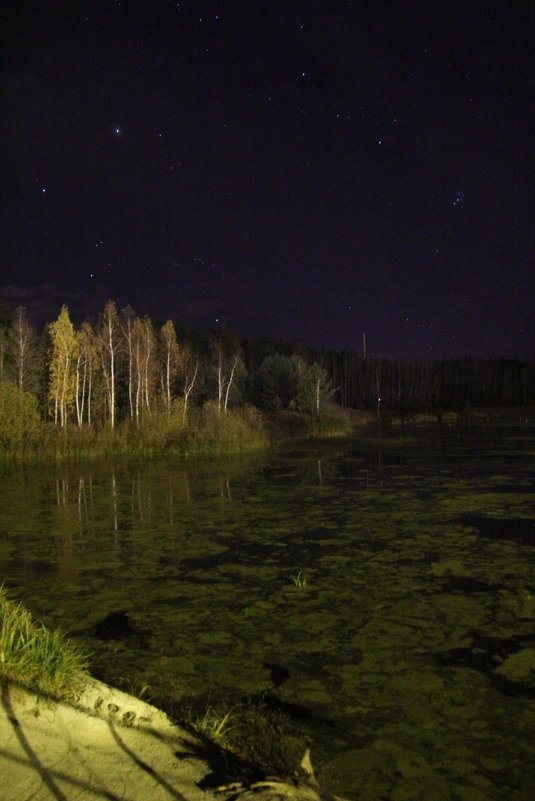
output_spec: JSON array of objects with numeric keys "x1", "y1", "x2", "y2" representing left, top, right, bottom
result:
[
  {"x1": 0, "y1": 381, "x2": 40, "y2": 456},
  {"x1": 160, "y1": 319, "x2": 180, "y2": 417},
  {"x1": 180, "y1": 344, "x2": 199, "y2": 423},
  {"x1": 75, "y1": 321, "x2": 99, "y2": 426},
  {"x1": 296, "y1": 362, "x2": 335, "y2": 413},
  {"x1": 131, "y1": 316, "x2": 144, "y2": 426},
  {"x1": 121, "y1": 306, "x2": 136, "y2": 421},
  {"x1": 130, "y1": 316, "x2": 157, "y2": 425},
  {"x1": 0, "y1": 297, "x2": 13, "y2": 381},
  {"x1": 6, "y1": 306, "x2": 40, "y2": 393},
  {"x1": 252, "y1": 354, "x2": 298, "y2": 410},
  {"x1": 48, "y1": 305, "x2": 77, "y2": 426},
  {"x1": 141, "y1": 317, "x2": 157, "y2": 414},
  {"x1": 98, "y1": 300, "x2": 120, "y2": 429},
  {"x1": 223, "y1": 355, "x2": 246, "y2": 411},
  {"x1": 210, "y1": 338, "x2": 244, "y2": 413}
]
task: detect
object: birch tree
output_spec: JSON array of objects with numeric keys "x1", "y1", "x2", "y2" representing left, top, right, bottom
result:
[
  {"x1": 98, "y1": 300, "x2": 120, "y2": 429},
  {"x1": 180, "y1": 345, "x2": 199, "y2": 423},
  {"x1": 121, "y1": 306, "x2": 136, "y2": 420},
  {"x1": 75, "y1": 321, "x2": 99, "y2": 426},
  {"x1": 6, "y1": 306, "x2": 40, "y2": 392},
  {"x1": 210, "y1": 339, "x2": 243, "y2": 413},
  {"x1": 130, "y1": 315, "x2": 157, "y2": 421},
  {"x1": 141, "y1": 317, "x2": 156, "y2": 414},
  {"x1": 131, "y1": 316, "x2": 146, "y2": 426},
  {"x1": 48, "y1": 305, "x2": 77, "y2": 426},
  {"x1": 160, "y1": 319, "x2": 180, "y2": 417}
]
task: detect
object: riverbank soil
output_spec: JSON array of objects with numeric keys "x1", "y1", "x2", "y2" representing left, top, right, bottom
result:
[
  {"x1": 0, "y1": 677, "x2": 340, "y2": 801},
  {"x1": 0, "y1": 676, "x2": 220, "y2": 801}
]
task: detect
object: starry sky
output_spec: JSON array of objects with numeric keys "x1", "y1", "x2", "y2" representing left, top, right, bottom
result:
[{"x1": 1, "y1": 1, "x2": 533, "y2": 359}]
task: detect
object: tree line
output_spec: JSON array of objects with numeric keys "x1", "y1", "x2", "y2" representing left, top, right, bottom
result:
[
  {"x1": 0, "y1": 300, "x2": 533, "y2": 433},
  {"x1": 326, "y1": 349, "x2": 535, "y2": 412},
  {"x1": 0, "y1": 301, "x2": 335, "y2": 430}
]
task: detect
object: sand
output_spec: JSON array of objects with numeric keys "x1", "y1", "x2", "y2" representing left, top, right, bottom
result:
[
  {"x1": 0, "y1": 677, "x2": 342, "y2": 801},
  {"x1": 0, "y1": 675, "x2": 225, "y2": 801}
]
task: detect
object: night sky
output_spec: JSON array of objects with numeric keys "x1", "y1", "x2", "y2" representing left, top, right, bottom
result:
[{"x1": 1, "y1": 1, "x2": 533, "y2": 359}]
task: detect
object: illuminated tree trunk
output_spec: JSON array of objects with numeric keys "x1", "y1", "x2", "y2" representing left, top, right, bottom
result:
[
  {"x1": 75, "y1": 348, "x2": 84, "y2": 426},
  {"x1": 142, "y1": 318, "x2": 155, "y2": 414},
  {"x1": 223, "y1": 355, "x2": 239, "y2": 411},
  {"x1": 182, "y1": 359, "x2": 199, "y2": 423},
  {"x1": 121, "y1": 306, "x2": 136, "y2": 420},
  {"x1": 131, "y1": 317, "x2": 144, "y2": 427},
  {"x1": 160, "y1": 319, "x2": 179, "y2": 419},
  {"x1": 211, "y1": 340, "x2": 242, "y2": 413},
  {"x1": 98, "y1": 301, "x2": 120, "y2": 429}
]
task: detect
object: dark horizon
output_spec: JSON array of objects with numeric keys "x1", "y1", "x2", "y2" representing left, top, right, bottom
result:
[{"x1": 1, "y1": 1, "x2": 533, "y2": 361}]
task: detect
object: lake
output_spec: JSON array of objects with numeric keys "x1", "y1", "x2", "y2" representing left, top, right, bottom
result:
[{"x1": 1, "y1": 423, "x2": 534, "y2": 800}]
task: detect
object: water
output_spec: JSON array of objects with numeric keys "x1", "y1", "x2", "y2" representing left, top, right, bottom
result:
[{"x1": 1, "y1": 424, "x2": 534, "y2": 800}]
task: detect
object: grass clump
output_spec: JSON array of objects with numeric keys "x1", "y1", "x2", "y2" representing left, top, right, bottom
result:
[
  {"x1": 188, "y1": 703, "x2": 238, "y2": 744},
  {"x1": 0, "y1": 586, "x2": 88, "y2": 698},
  {"x1": 184, "y1": 696, "x2": 307, "y2": 777},
  {"x1": 291, "y1": 571, "x2": 308, "y2": 589}
]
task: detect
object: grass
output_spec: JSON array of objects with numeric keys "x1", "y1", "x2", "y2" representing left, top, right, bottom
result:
[
  {"x1": 291, "y1": 571, "x2": 308, "y2": 589},
  {"x1": 0, "y1": 590, "x2": 315, "y2": 785},
  {"x1": 187, "y1": 703, "x2": 237, "y2": 744},
  {"x1": 0, "y1": 586, "x2": 88, "y2": 697},
  {"x1": 183, "y1": 696, "x2": 308, "y2": 777},
  {"x1": 0, "y1": 403, "x2": 271, "y2": 464}
]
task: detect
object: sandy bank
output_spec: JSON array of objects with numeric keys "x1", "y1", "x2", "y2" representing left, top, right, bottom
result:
[{"x1": 0, "y1": 676, "x2": 344, "y2": 801}]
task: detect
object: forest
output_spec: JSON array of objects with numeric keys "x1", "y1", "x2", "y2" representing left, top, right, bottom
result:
[{"x1": 0, "y1": 298, "x2": 533, "y2": 459}]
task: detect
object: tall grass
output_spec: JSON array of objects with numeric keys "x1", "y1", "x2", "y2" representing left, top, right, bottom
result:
[
  {"x1": 1, "y1": 402, "x2": 271, "y2": 463},
  {"x1": 0, "y1": 396, "x2": 356, "y2": 465},
  {"x1": 267, "y1": 405, "x2": 354, "y2": 440},
  {"x1": 0, "y1": 586, "x2": 88, "y2": 697}
]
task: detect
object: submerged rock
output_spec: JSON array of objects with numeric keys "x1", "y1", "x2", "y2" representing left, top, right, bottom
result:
[{"x1": 94, "y1": 610, "x2": 138, "y2": 640}]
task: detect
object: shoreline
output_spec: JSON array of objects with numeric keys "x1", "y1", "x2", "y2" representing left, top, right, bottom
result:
[{"x1": 0, "y1": 674, "x2": 348, "y2": 801}]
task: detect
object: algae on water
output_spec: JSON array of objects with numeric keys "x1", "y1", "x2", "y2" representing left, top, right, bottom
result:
[{"x1": 1, "y1": 425, "x2": 534, "y2": 799}]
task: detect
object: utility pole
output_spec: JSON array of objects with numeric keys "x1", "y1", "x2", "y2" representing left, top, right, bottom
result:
[{"x1": 363, "y1": 332, "x2": 366, "y2": 360}]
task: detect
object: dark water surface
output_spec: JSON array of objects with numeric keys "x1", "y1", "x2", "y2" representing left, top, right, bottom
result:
[{"x1": 1, "y1": 424, "x2": 534, "y2": 800}]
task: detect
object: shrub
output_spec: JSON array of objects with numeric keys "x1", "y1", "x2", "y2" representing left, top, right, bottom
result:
[{"x1": 0, "y1": 381, "x2": 41, "y2": 458}]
